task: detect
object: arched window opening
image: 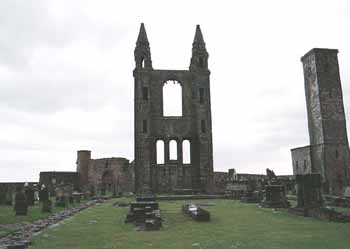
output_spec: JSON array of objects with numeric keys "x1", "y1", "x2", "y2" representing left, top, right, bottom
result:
[
  {"x1": 183, "y1": 140, "x2": 191, "y2": 164},
  {"x1": 169, "y1": 140, "x2": 178, "y2": 160},
  {"x1": 156, "y1": 140, "x2": 164, "y2": 164},
  {"x1": 141, "y1": 58, "x2": 145, "y2": 68},
  {"x1": 163, "y1": 80, "x2": 182, "y2": 116}
]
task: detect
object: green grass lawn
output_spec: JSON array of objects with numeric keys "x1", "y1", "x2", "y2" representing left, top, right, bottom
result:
[
  {"x1": 28, "y1": 198, "x2": 350, "y2": 249},
  {"x1": 0, "y1": 199, "x2": 84, "y2": 238}
]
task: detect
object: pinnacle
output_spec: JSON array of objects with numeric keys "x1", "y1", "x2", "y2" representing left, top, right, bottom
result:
[
  {"x1": 193, "y1": 24, "x2": 205, "y2": 47},
  {"x1": 136, "y1": 23, "x2": 149, "y2": 46}
]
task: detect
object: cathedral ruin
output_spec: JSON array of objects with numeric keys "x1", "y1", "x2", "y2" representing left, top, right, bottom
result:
[{"x1": 133, "y1": 24, "x2": 214, "y2": 193}]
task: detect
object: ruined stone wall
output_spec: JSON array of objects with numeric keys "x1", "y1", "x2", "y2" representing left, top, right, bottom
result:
[
  {"x1": 213, "y1": 172, "x2": 228, "y2": 193},
  {"x1": 39, "y1": 172, "x2": 79, "y2": 194},
  {"x1": 291, "y1": 145, "x2": 312, "y2": 175},
  {"x1": 86, "y1": 157, "x2": 134, "y2": 194},
  {"x1": 133, "y1": 24, "x2": 213, "y2": 193}
]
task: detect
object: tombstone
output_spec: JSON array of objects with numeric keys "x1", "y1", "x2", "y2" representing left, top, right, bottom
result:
[
  {"x1": 39, "y1": 186, "x2": 49, "y2": 203},
  {"x1": 42, "y1": 199, "x2": 52, "y2": 213},
  {"x1": 296, "y1": 174, "x2": 322, "y2": 209},
  {"x1": 55, "y1": 186, "x2": 67, "y2": 208},
  {"x1": 5, "y1": 187, "x2": 13, "y2": 206},
  {"x1": 260, "y1": 185, "x2": 290, "y2": 208},
  {"x1": 14, "y1": 188, "x2": 28, "y2": 216},
  {"x1": 72, "y1": 192, "x2": 82, "y2": 203},
  {"x1": 24, "y1": 186, "x2": 35, "y2": 206},
  {"x1": 125, "y1": 200, "x2": 162, "y2": 230},
  {"x1": 0, "y1": 186, "x2": 5, "y2": 205}
]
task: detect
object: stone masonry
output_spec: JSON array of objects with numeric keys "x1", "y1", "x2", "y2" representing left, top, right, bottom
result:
[
  {"x1": 133, "y1": 23, "x2": 214, "y2": 193},
  {"x1": 291, "y1": 48, "x2": 350, "y2": 195}
]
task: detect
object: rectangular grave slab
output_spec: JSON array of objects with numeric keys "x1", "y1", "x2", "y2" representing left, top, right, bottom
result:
[{"x1": 182, "y1": 204, "x2": 210, "y2": 221}]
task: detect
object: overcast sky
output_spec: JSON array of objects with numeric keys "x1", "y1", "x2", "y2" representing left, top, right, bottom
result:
[{"x1": 1, "y1": 0, "x2": 350, "y2": 182}]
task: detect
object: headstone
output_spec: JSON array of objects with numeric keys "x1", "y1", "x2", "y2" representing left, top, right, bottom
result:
[
  {"x1": 14, "y1": 189, "x2": 28, "y2": 216},
  {"x1": 39, "y1": 186, "x2": 49, "y2": 203},
  {"x1": 0, "y1": 186, "x2": 5, "y2": 205},
  {"x1": 42, "y1": 200, "x2": 52, "y2": 213},
  {"x1": 24, "y1": 187, "x2": 35, "y2": 206},
  {"x1": 125, "y1": 199, "x2": 162, "y2": 230},
  {"x1": 5, "y1": 187, "x2": 13, "y2": 205},
  {"x1": 260, "y1": 185, "x2": 290, "y2": 208}
]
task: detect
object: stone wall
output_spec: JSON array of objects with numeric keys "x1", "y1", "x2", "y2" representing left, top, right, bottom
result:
[
  {"x1": 213, "y1": 172, "x2": 228, "y2": 193},
  {"x1": 291, "y1": 145, "x2": 312, "y2": 175},
  {"x1": 39, "y1": 172, "x2": 79, "y2": 194},
  {"x1": 86, "y1": 157, "x2": 134, "y2": 194}
]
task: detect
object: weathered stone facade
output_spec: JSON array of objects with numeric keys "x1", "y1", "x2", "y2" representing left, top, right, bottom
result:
[
  {"x1": 291, "y1": 48, "x2": 350, "y2": 195},
  {"x1": 133, "y1": 24, "x2": 214, "y2": 193},
  {"x1": 76, "y1": 150, "x2": 134, "y2": 194}
]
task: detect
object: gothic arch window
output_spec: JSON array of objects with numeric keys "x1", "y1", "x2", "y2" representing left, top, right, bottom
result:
[
  {"x1": 169, "y1": 140, "x2": 178, "y2": 160},
  {"x1": 163, "y1": 80, "x2": 182, "y2": 116},
  {"x1": 182, "y1": 140, "x2": 191, "y2": 164},
  {"x1": 156, "y1": 140, "x2": 165, "y2": 164},
  {"x1": 141, "y1": 57, "x2": 145, "y2": 68}
]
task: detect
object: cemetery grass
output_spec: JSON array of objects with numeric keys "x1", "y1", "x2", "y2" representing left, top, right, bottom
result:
[
  {"x1": 0, "y1": 199, "x2": 82, "y2": 237},
  {"x1": 29, "y1": 198, "x2": 350, "y2": 249}
]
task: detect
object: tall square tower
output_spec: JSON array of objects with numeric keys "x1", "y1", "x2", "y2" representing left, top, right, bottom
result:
[{"x1": 291, "y1": 48, "x2": 350, "y2": 195}]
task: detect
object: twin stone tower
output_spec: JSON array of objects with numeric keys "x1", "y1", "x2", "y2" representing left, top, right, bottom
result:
[{"x1": 133, "y1": 24, "x2": 214, "y2": 193}]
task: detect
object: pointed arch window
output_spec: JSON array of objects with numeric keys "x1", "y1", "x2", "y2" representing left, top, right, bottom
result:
[
  {"x1": 156, "y1": 140, "x2": 165, "y2": 164},
  {"x1": 183, "y1": 140, "x2": 191, "y2": 164},
  {"x1": 169, "y1": 140, "x2": 178, "y2": 160}
]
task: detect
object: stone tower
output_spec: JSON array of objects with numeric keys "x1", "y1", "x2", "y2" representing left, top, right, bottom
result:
[
  {"x1": 133, "y1": 23, "x2": 214, "y2": 193},
  {"x1": 291, "y1": 48, "x2": 350, "y2": 195}
]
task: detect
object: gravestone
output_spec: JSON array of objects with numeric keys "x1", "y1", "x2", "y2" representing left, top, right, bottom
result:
[
  {"x1": 0, "y1": 186, "x2": 5, "y2": 205},
  {"x1": 125, "y1": 198, "x2": 162, "y2": 231},
  {"x1": 42, "y1": 200, "x2": 52, "y2": 213},
  {"x1": 5, "y1": 187, "x2": 13, "y2": 205},
  {"x1": 182, "y1": 204, "x2": 210, "y2": 221},
  {"x1": 260, "y1": 185, "x2": 290, "y2": 208},
  {"x1": 39, "y1": 186, "x2": 49, "y2": 203},
  {"x1": 55, "y1": 186, "x2": 67, "y2": 207},
  {"x1": 40, "y1": 187, "x2": 51, "y2": 212},
  {"x1": 14, "y1": 188, "x2": 28, "y2": 216},
  {"x1": 24, "y1": 186, "x2": 35, "y2": 206}
]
